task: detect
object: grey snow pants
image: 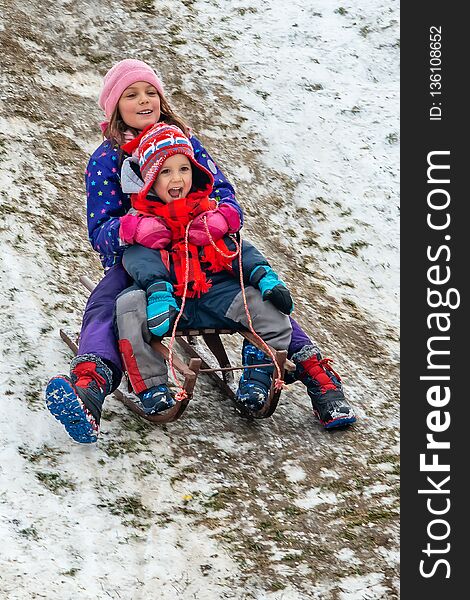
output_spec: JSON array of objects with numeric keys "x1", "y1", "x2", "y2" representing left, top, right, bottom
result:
[{"x1": 115, "y1": 284, "x2": 292, "y2": 394}]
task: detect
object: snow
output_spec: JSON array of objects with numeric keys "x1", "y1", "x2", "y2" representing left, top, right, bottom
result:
[
  {"x1": 1, "y1": 0, "x2": 399, "y2": 598},
  {"x1": 294, "y1": 488, "x2": 338, "y2": 510}
]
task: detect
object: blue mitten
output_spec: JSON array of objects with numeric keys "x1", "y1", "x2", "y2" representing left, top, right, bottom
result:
[
  {"x1": 147, "y1": 281, "x2": 180, "y2": 337},
  {"x1": 250, "y1": 265, "x2": 294, "y2": 315}
]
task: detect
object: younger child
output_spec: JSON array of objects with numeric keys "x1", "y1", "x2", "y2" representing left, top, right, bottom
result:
[{"x1": 115, "y1": 122, "x2": 295, "y2": 415}]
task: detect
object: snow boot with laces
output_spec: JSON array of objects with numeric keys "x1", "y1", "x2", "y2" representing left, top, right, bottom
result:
[
  {"x1": 45, "y1": 355, "x2": 113, "y2": 443},
  {"x1": 137, "y1": 384, "x2": 176, "y2": 415},
  {"x1": 235, "y1": 342, "x2": 274, "y2": 412},
  {"x1": 293, "y1": 345, "x2": 356, "y2": 429}
]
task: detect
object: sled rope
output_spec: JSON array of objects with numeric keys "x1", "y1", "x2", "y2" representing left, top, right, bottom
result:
[
  {"x1": 167, "y1": 217, "x2": 285, "y2": 400},
  {"x1": 167, "y1": 221, "x2": 192, "y2": 402},
  {"x1": 202, "y1": 216, "x2": 285, "y2": 391}
]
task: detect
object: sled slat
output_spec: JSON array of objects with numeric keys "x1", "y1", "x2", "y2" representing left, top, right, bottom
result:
[
  {"x1": 150, "y1": 339, "x2": 195, "y2": 378},
  {"x1": 175, "y1": 336, "x2": 236, "y2": 399}
]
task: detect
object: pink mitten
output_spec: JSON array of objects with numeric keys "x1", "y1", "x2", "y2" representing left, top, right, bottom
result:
[
  {"x1": 217, "y1": 204, "x2": 241, "y2": 233},
  {"x1": 120, "y1": 214, "x2": 171, "y2": 249},
  {"x1": 188, "y1": 206, "x2": 241, "y2": 246}
]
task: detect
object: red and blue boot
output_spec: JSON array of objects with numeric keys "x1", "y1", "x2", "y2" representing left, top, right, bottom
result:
[
  {"x1": 293, "y1": 346, "x2": 356, "y2": 429},
  {"x1": 45, "y1": 355, "x2": 113, "y2": 443}
]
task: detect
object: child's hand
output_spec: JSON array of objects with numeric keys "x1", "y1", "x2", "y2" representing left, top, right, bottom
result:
[
  {"x1": 146, "y1": 281, "x2": 180, "y2": 337},
  {"x1": 188, "y1": 205, "x2": 241, "y2": 246},
  {"x1": 250, "y1": 265, "x2": 294, "y2": 315},
  {"x1": 120, "y1": 214, "x2": 171, "y2": 249}
]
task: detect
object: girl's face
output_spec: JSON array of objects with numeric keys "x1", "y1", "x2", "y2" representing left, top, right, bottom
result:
[
  {"x1": 152, "y1": 155, "x2": 193, "y2": 204},
  {"x1": 118, "y1": 81, "x2": 161, "y2": 130}
]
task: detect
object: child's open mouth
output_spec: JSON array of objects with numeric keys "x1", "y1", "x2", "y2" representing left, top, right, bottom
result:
[
  {"x1": 168, "y1": 187, "x2": 183, "y2": 199},
  {"x1": 137, "y1": 109, "x2": 153, "y2": 115}
]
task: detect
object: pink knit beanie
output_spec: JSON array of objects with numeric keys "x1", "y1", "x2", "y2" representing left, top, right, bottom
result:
[{"x1": 98, "y1": 59, "x2": 165, "y2": 119}]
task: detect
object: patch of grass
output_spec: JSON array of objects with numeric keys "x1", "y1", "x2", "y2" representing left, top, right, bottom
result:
[
  {"x1": 304, "y1": 83, "x2": 323, "y2": 92},
  {"x1": 269, "y1": 581, "x2": 286, "y2": 591},
  {"x1": 19, "y1": 444, "x2": 66, "y2": 466},
  {"x1": 331, "y1": 240, "x2": 370, "y2": 256},
  {"x1": 60, "y1": 568, "x2": 80, "y2": 577},
  {"x1": 304, "y1": 544, "x2": 334, "y2": 560},
  {"x1": 281, "y1": 553, "x2": 300, "y2": 562},
  {"x1": 247, "y1": 540, "x2": 264, "y2": 551},
  {"x1": 19, "y1": 526, "x2": 39, "y2": 540},
  {"x1": 237, "y1": 7, "x2": 258, "y2": 15},
  {"x1": 100, "y1": 494, "x2": 154, "y2": 529},
  {"x1": 283, "y1": 505, "x2": 305, "y2": 517},
  {"x1": 121, "y1": 416, "x2": 152, "y2": 434},
  {"x1": 368, "y1": 453, "x2": 399, "y2": 465},
  {"x1": 255, "y1": 90, "x2": 270, "y2": 100},
  {"x1": 204, "y1": 487, "x2": 238, "y2": 511},
  {"x1": 25, "y1": 389, "x2": 44, "y2": 411},
  {"x1": 301, "y1": 234, "x2": 321, "y2": 250},
  {"x1": 36, "y1": 471, "x2": 76, "y2": 493},
  {"x1": 110, "y1": 495, "x2": 153, "y2": 518},
  {"x1": 257, "y1": 520, "x2": 288, "y2": 542},
  {"x1": 136, "y1": 460, "x2": 160, "y2": 477},
  {"x1": 337, "y1": 505, "x2": 396, "y2": 528},
  {"x1": 321, "y1": 477, "x2": 364, "y2": 493},
  {"x1": 155, "y1": 512, "x2": 175, "y2": 527},
  {"x1": 335, "y1": 7, "x2": 348, "y2": 15},
  {"x1": 101, "y1": 437, "x2": 144, "y2": 458},
  {"x1": 170, "y1": 464, "x2": 198, "y2": 485},
  {"x1": 168, "y1": 24, "x2": 182, "y2": 35},
  {"x1": 24, "y1": 358, "x2": 39, "y2": 370},
  {"x1": 343, "y1": 297, "x2": 358, "y2": 309},
  {"x1": 132, "y1": 0, "x2": 155, "y2": 13}
]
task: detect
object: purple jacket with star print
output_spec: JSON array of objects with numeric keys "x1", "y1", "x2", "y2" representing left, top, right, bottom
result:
[{"x1": 85, "y1": 135, "x2": 243, "y2": 270}]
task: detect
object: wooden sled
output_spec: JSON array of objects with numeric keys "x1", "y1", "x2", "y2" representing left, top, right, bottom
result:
[{"x1": 60, "y1": 275, "x2": 295, "y2": 424}]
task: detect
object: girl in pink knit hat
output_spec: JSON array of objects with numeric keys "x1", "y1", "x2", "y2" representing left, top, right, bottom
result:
[
  {"x1": 45, "y1": 59, "x2": 356, "y2": 444},
  {"x1": 98, "y1": 59, "x2": 188, "y2": 142}
]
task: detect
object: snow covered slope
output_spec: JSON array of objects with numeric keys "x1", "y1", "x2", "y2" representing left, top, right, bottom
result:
[{"x1": 0, "y1": 0, "x2": 399, "y2": 598}]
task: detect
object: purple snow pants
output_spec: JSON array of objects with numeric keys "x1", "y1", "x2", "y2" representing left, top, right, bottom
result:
[
  {"x1": 77, "y1": 264, "x2": 131, "y2": 376},
  {"x1": 77, "y1": 263, "x2": 311, "y2": 386}
]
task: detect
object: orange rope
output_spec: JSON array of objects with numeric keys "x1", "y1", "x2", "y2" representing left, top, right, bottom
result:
[
  {"x1": 167, "y1": 217, "x2": 285, "y2": 400},
  {"x1": 167, "y1": 221, "x2": 191, "y2": 402},
  {"x1": 202, "y1": 217, "x2": 284, "y2": 390}
]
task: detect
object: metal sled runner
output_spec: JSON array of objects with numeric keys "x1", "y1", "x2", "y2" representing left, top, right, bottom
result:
[{"x1": 60, "y1": 275, "x2": 295, "y2": 424}]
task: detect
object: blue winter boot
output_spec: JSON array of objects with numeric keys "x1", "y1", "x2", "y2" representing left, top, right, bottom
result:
[
  {"x1": 147, "y1": 281, "x2": 180, "y2": 337},
  {"x1": 137, "y1": 384, "x2": 176, "y2": 415},
  {"x1": 45, "y1": 355, "x2": 113, "y2": 443},
  {"x1": 250, "y1": 265, "x2": 294, "y2": 315},
  {"x1": 235, "y1": 342, "x2": 274, "y2": 412}
]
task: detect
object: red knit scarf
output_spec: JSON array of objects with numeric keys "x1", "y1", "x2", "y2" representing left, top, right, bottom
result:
[{"x1": 132, "y1": 188, "x2": 233, "y2": 298}]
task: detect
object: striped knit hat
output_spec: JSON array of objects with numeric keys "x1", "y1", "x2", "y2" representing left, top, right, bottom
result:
[{"x1": 122, "y1": 122, "x2": 213, "y2": 200}]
